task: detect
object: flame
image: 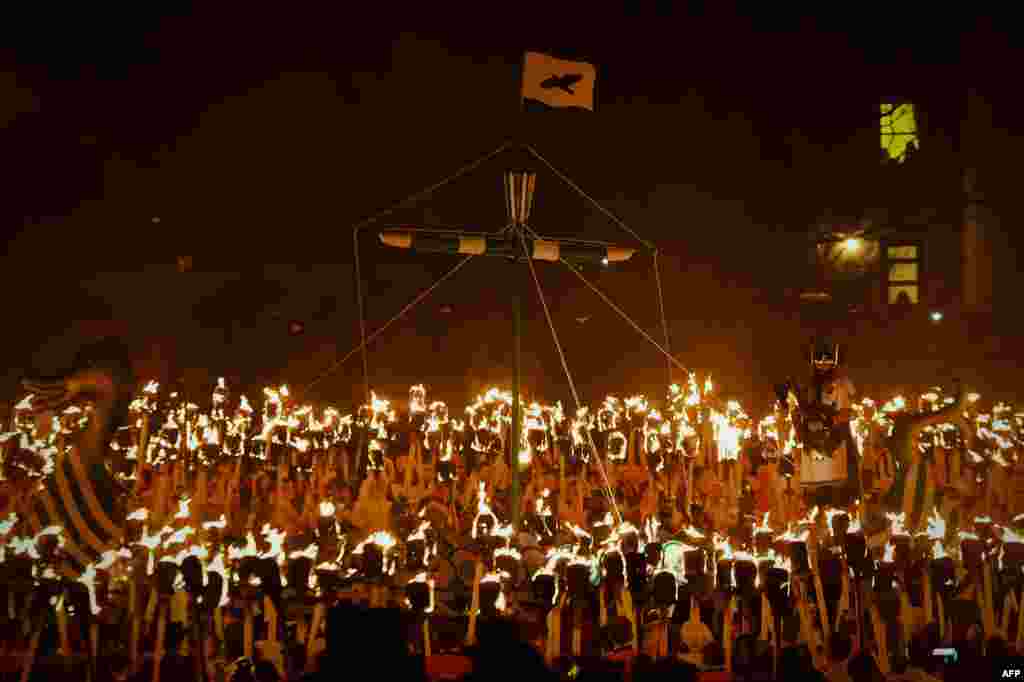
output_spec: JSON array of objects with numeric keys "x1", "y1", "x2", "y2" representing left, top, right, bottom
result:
[
  {"x1": 202, "y1": 515, "x2": 227, "y2": 530},
  {"x1": 163, "y1": 526, "x2": 195, "y2": 548},
  {"x1": 882, "y1": 396, "x2": 907, "y2": 413},
  {"x1": 165, "y1": 543, "x2": 209, "y2": 566},
  {"x1": 409, "y1": 385, "x2": 427, "y2": 414},
  {"x1": 712, "y1": 410, "x2": 743, "y2": 461},
  {"x1": 289, "y1": 544, "x2": 319, "y2": 561},
  {"x1": 480, "y1": 571, "x2": 509, "y2": 612},
  {"x1": 625, "y1": 395, "x2": 649, "y2": 415},
  {"x1": 566, "y1": 522, "x2": 592, "y2": 541},
  {"x1": 174, "y1": 497, "x2": 191, "y2": 520},
  {"x1": 203, "y1": 422, "x2": 220, "y2": 446},
  {"x1": 319, "y1": 500, "x2": 336, "y2": 518},
  {"x1": 882, "y1": 542, "x2": 895, "y2": 563},
  {"x1": 1003, "y1": 526, "x2": 1024, "y2": 545},
  {"x1": 886, "y1": 512, "x2": 909, "y2": 537},
  {"x1": 0, "y1": 512, "x2": 17, "y2": 536},
  {"x1": 260, "y1": 524, "x2": 288, "y2": 562},
  {"x1": 492, "y1": 523, "x2": 514, "y2": 542},
  {"x1": 776, "y1": 527, "x2": 810, "y2": 543},
  {"x1": 78, "y1": 564, "x2": 102, "y2": 614},
  {"x1": 10, "y1": 536, "x2": 39, "y2": 558},
  {"x1": 796, "y1": 506, "x2": 820, "y2": 527},
  {"x1": 925, "y1": 508, "x2": 946, "y2": 541},
  {"x1": 370, "y1": 392, "x2": 391, "y2": 417},
  {"x1": 714, "y1": 534, "x2": 734, "y2": 560},
  {"x1": 774, "y1": 554, "x2": 793, "y2": 573},
  {"x1": 472, "y1": 482, "x2": 497, "y2": 539},
  {"x1": 228, "y1": 532, "x2": 259, "y2": 560},
  {"x1": 824, "y1": 508, "x2": 847, "y2": 536},
  {"x1": 645, "y1": 516, "x2": 661, "y2": 544},
  {"x1": 407, "y1": 571, "x2": 436, "y2": 613},
  {"x1": 682, "y1": 526, "x2": 705, "y2": 541},
  {"x1": 127, "y1": 508, "x2": 149, "y2": 522},
  {"x1": 535, "y1": 489, "x2": 553, "y2": 517},
  {"x1": 355, "y1": 530, "x2": 397, "y2": 554}
]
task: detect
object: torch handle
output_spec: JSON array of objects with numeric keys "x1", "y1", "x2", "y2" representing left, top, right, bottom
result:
[
  {"x1": 572, "y1": 604, "x2": 582, "y2": 657},
  {"x1": 813, "y1": 569, "x2": 831, "y2": 654},
  {"x1": 135, "y1": 416, "x2": 151, "y2": 495},
  {"x1": 984, "y1": 559, "x2": 997, "y2": 639},
  {"x1": 422, "y1": 619, "x2": 431, "y2": 658},
  {"x1": 686, "y1": 458, "x2": 695, "y2": 518},
  {"x1": 56, "y1": 595, "x2": 71, "y2": 658},
  {"x1": 244, "y1": 603, "x2": 254, "y2": 660},
  {"x1": 90, "y1": 622, "x2": 99, "y2": 673},
  {"x1": 19, "y1": 615, "x2": 45, "y2": 682},
  {"x1": 130, "y1": 585, "x2": 142, "y2": 673},
  {"x1": 1016, "y1": 588, "x2": 1024, "y2": 650},
  {"x1": 305, "y1": 604, "x2": 324, "y2": 675},
  {"x1": 868, "y1": 603, "x2": 889, "y2": 674},
  {"x1": 153, "y1": 603, "x2": 168, "y2": 682},
  {"x1": 215, "y1": 606, "x2": 224, "y2": 643},
  {"x1": 723, "y1": 596, "x2": 736, "y2": 673},
  {"x1": 466, "y1": 562, "x2": 483, "y2": 647},
  {"x1": 265, "y1": 596, "x2": 278, "y2": 642}
]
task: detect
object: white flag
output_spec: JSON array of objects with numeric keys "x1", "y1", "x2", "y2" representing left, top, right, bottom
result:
[{"x1": 521, "y1": 52, "x2": 596, "y2": 111}]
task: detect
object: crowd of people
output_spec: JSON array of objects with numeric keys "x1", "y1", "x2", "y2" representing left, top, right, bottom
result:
[{"x1": 0, "y1": 339, "x2": 1022, "y2": 682}]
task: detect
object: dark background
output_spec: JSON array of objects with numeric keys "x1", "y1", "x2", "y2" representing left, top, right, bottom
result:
[{"x1": 1, "y1": 5, "x2": 1021, "y2": 414}]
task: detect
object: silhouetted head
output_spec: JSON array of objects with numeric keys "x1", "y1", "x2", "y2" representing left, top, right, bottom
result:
[{"x1": 848, "y1": 651, "x2": 885, "y2": 682}]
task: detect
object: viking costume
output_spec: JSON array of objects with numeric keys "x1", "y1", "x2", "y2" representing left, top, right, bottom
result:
[{"x1": 19, "y1": 339, "x2": 135, "y2": 575}]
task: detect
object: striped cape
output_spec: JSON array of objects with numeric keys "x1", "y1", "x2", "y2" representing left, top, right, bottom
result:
[{"x1": 21, "y1": 447, "x2": 124, "y2": 576}]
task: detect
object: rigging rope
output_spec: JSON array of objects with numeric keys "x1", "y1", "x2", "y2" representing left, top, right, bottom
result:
[
  {"x1": 518, "y1": 225, "x2": 687, "y2": 378},
  {"x1": 559, "y1": 249, "x2": 689, "y2": 377},
  {"x1": 307, "y1": 255, "x2": 475, "y2": 391},
  {"x1": 516, "y1": 229, "x2": 624, "y2": 526},
  {"x1": 523, "y1": 144, "x2": 674, "y2": 387},
  {"x1": 523, "y1": 145, "x2": 653, "y2": 251},
  {"x1": 652, "y1": 249, "x2": 673, "y2": 386},
  {"x1": 351, "y1": 141, "x2": 514, "y2": 402}
]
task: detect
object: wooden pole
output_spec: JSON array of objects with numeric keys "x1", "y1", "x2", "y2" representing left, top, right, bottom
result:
[{"x1": 511, "y1": 282, "x2": 522, "y2": 529}]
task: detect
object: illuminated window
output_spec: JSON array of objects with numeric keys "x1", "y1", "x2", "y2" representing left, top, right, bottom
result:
[
  {"x1": 880, "y1": 102, "x2": 919, "y2": 163},
  {"x1": 886, "y1": 244, "x2": 920, "y2": 305}
]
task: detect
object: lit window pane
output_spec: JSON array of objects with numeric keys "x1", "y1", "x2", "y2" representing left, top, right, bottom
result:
[
  {"x1": 887, "y1": 245, "x2": 918, "y2": 260},
  {"x1": 888, "y1": 285, "x2": 919, "y2": 305},
  {"x1": 880, "y1": 103, "x2": 920, "y2": 163},
  {"x1": 888, "y1": 262, "x2": 919, "y2": 283}
]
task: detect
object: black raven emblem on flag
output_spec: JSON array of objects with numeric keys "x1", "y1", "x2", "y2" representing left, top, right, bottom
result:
[{"x1": 540, "y1": 73, "x2": 583, "y2": 95}]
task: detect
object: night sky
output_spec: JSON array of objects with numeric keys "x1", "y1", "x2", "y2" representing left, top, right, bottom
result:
[{"x1": 2, "y1": 5, "x2": 1021, "y2": 411}]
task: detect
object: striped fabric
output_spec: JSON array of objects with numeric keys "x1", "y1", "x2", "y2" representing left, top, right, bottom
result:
[{"x1": 23, "y1": 448, "x2": 123, "y2": 575}]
